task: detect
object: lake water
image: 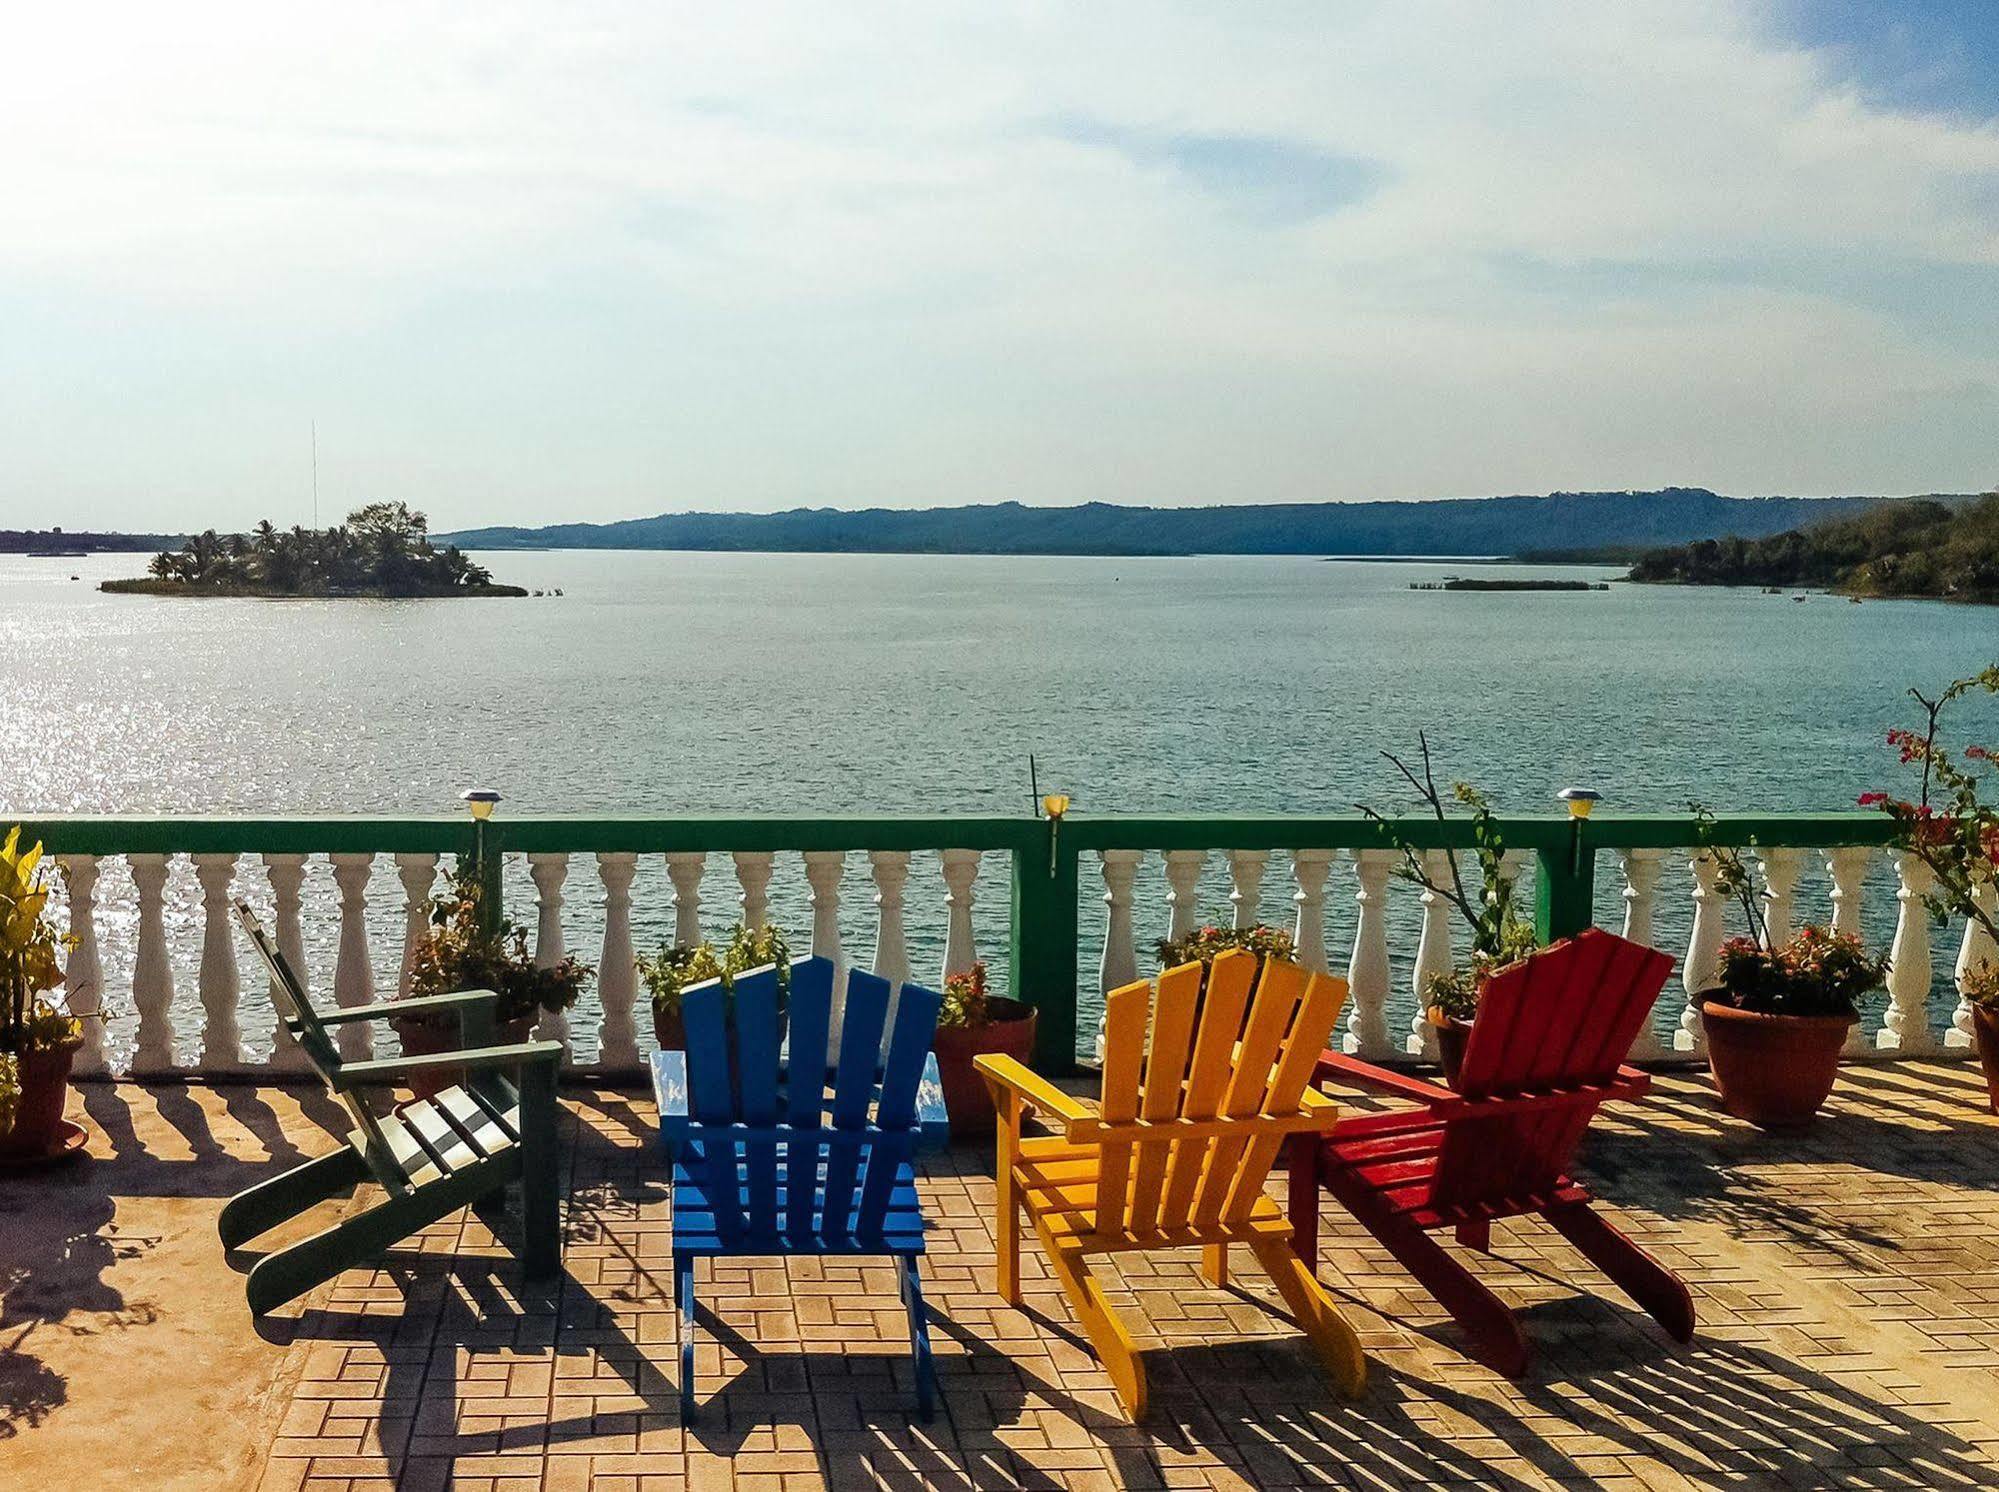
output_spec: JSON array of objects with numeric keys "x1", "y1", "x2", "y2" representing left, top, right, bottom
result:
[{"x1": 6, "y1": 548, "x2": 1998, "y2": 1062}]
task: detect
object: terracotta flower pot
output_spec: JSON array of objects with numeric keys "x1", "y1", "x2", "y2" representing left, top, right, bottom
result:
[
  {"x1": 932, "y1": 998, "x2": 1037, "y2": 1139},
  {"x1": 1431, "y1": 1013, "x2": 1473, "y2": 1089},
  {"x1": 653, "y1": 1005, "x2": 687, "y2": 1053},
  {"x1": 1972, "y1": 1005, "x2": 1999, "y2": 1117},
  {"x1": 392, "y1": 1013, "x2": 535, "y2": 1102},
  {"x1": 0, "y1": 1040, "x2": 81, "y2": 1160},
  {"x1": 1700, "y1": 1000, "x2": 1855, "y2": 1129}
]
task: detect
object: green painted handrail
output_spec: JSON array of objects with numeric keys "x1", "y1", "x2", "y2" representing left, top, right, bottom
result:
[{"x1": 4, "y1": 809, "x2": 1903, "y2": 1072}]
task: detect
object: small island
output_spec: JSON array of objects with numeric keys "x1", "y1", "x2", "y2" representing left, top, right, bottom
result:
[
  {"x1": 100, "y1": 503, "x2": 527, "y2": 598},
  {"x1": 1626, "y1": 492, "x2": 1999, "y2": 603}
]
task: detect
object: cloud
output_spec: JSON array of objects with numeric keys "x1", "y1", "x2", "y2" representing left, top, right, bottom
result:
[{"x1": 3, "y1": 1, "x2": 1999, "y2": 528}]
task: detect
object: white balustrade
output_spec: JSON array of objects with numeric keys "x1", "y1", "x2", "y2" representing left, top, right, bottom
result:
[
  {"x1": 329, "y1": 853, "x2": 376, "y2": 1061},
  {"x1": 393, "y1": 853, "x2": 437, "y2": 998},
  {"x1": 595, "y1": 853, "x2": 641, "y2": 1069},
  {"x1": 1163, "y1": 850, "x2": 1206, "y2": 944},
  {"x1": 1096, "y1": 849, "x2": 1144, "y2": 1064},
  {"x1": 1228, "y1": 850, "x2": 1268, "y2": 930},
  {"x1": 57, "y1": 855, "x2": 108, "y2": 1076},
  {"x1": 666, "y1": 852, "x2": 705, "y2": 946},
  {"x1": 1343, "y1": 849, "x2": 1395, "y2": 1059},
  {"x1": 1825, "y1": 847, "x2": 1870, "y2": 937},
  {"x1": 1758, "y1": 847, "x2": 1804, "y2": 950},
  {"x1": 733, "y1": 851, "x2": 773, "y2": 934},
  {"x1": 1949, "y1": 873, "x2": 1997, "y2": 1051},
  {"x1": 129, "y1": 853, "x2": 177, "y2": 1074},
  {"x1": 803, "y1": 850, "x2": 849, "y2": 1040},
  {"x1": 1676, "y1": 851, "x2": 1725, "y2": 1054},
  {"x1": 193, "y1": 853, "x2": 242, "y2": 1070},
  {"x1": 1880, "y1": 853, "x2": 1938, "y2": 1054},
  {"x1": 528, "y1": 852, "x2": 572, "y2": 1059},
  {"x1": 869, "y1": 850, "x2": 913, "y2": 982},
  {"x1": 1290, "y1": 849, "x2": 1335, "y2": 974},
  {"x1": 1407, "y1": 849, "x2": 1455, "y2": 1059},
  {"x1": 262, "y1": 854, "x2": 311, "y2": 1071},
  {"x1": 939, "y1": 848, "x2": 981, "y2": 982},
  {"x1": 1616, "y1": 849, "x2": 1668, "y2": 1059}
]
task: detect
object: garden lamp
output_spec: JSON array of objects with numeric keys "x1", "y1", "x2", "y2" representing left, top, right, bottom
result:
[
  {"x1": 462, "y1": 788, "x2": 502, "y2": 821},
  {"x1": 1042, "y1": 793, "x2": 1071, "y2": 876},
  {"x1": 1557, "y1": 788, "x2": 1601, "y2": 820}
]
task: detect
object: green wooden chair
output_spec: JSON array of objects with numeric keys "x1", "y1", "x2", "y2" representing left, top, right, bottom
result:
[{"x1": 221, "y1": 899, "x2": 564, "y2": 1314}]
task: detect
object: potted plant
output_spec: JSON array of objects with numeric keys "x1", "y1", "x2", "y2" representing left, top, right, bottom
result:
[
  {"x1": 637, "y1": 921, "x2": 789, "y2": 1051},
  {"x1": 1361, "y1": 734, "x2": 1539, "y2": 1087},
  {"x1": 1690, "y1": 808, "x2": 1887, "y2": 1127},
  {"x1": 394, "y1": 872, "x2": 592, "y2": 1101},
  {"x1": 0, "y1": 827, "x2": 88, "y2": 1163},
  {"x1": 930, "y1": 961, "x2": 1036, "y2": 1138},
  {"x1": 1859, "y1": 665, "x2": 1999, "y2": 1111}
]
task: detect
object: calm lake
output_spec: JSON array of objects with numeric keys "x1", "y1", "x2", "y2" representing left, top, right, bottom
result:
[{"x1": 6, "y1": 548, "x2": 1998, "y2": 1061}]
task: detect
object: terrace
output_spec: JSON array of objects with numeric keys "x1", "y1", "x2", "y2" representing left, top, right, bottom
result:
[{"x1": 8, "y1": 808, "x2": 1999, "y2": 1489}]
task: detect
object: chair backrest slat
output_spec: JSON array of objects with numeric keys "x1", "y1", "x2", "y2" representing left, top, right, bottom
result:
[
  {"x1": 787, "y1": 957, "x2": 837, "y2": 1081},
  {"x1": 1126, "y1": 962, "x2": 1200, "y2": 1237},
  {"x1": 819, "y1": 971, "x2": 888, "y2": 1238},
  {"x1": 231, "y1": 900, "x2": 408, "y2": 1194},
  {"x1": 1158, "y1": 951, "x2": 1256, "y2": 1231},
  {"x1": 1093, "y1": 979, "x2": 1151, "y2": 1237},
  {"x1": 783, "y1": 957, "x2": 836, "y2": 1245},
  {"x1": 1429, "y1": 929, "x2": 1673, "y2": 1213},
  {"x1": 731, "y1": 966, "x2": 785, "y2": 1238}
]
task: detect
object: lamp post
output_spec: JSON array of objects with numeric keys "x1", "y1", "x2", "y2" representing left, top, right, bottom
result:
[
  {"x1": 1041, "y1": 793, "x2": 1071, "y2": 878},
  {"x1": 1537, "y1": 787, "x2": 1601, "y2": 942},
  {"x1": 462, "y1": 789, "x2": 503, "y2": 935}
]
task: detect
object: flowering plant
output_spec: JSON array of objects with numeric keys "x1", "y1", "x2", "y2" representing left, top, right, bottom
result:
[
  {"x1": 637, "y1": 921, "x2": 790, "y2": 1017},
  {"x1": 939, "y1": 961, "x2": 992, "y2": 1030},
  {"x1": 1154, "y1": 922, "x2": 1297, "y2": 972},
  {"x1": 1712, "y1": 926, "x2": 1887, "y2": 1019},
  {"x1": 1359, "y1": 733, "x2": 1536, "y2": 1020},
  {"x1": 403, "y1": 872, "x2": 593, "y2": 1028},
  {"x1": 1860, "y1": 667, "x2": 1999, "y2": 1011},
  {"x1": 1, "y1": 827, "x2": 85, "y2": 1137}
]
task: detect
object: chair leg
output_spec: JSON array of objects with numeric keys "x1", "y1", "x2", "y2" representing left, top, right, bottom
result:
[
  {"x1": 995, "y1": 1099, "x2": 1021, "y2": 1305},
  {"x1": 245, "y1": 1188, "x2": 448, "y2": 1316},
  {"x1": 1353, "y1": 1203, "x2": 1530, "y2": 1377},
  {"x1": 1545, "y1": 1203, "x2": 1696, "y2": 1344},
  {"x1": 219, "y1": 1145, "x2": 366, "y2": 1249},
  {"x1": 1247, "y1": 1236, "x2": 1366, "y2": 1397},
  {"x1": 1455, "y1": 1220, "x2": 1492, "y2": 1253},
  {"x1": 897, "y1": 1255, "x2": 937, "y2": 1422},
  {"x1": 1287, "y1": 1137, "x2": 1321, "y2": 1271},
  {"x1": 1041, "y1": 1231, "x2": 1147, "y2": 1421},
  {"x1": 1201, "y1": 1245, "x2": 1229, "y2": 1287},
  {"x1": 678, "y1": 1256, "x2": 699, "y2": 1422},
  {"x1": 518, "y1": 1060, "x2": 561, "y2": 1280}
]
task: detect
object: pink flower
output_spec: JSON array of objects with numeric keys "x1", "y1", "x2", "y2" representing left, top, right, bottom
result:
[{"x1": 1857, "y1": 792, "x2": 1887, "y2": 807}]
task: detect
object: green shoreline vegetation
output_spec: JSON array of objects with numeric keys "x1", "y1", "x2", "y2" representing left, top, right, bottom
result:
[
  {"x1": 1626, "y1": 493, "x2": 1999, "y2": 603},
  {"x1": 101, "y1": 503, "x2": 526, "y2": 599}
]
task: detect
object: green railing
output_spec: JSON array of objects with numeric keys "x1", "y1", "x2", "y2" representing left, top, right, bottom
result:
[{"x1": 20, "y1": 809, "x2": 1966, "y2": 1079}]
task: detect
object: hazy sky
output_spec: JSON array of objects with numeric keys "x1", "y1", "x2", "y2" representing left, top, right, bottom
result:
[{"x1": 5, "y1": 2, "x2": 1998, "y2": 532}]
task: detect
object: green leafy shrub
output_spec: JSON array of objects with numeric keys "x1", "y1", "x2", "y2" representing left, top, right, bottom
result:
[
  {"x1": 403, "y1": 872, "x2": 593, "y2": 1028},
  {"x1": 638, "y1": 921, "x2": 791, "y2": 1018}
]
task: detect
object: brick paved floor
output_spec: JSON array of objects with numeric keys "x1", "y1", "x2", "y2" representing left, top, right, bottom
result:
[{"x1": 84, "y1": 1063, "x2": 1999, "y2": 1490}]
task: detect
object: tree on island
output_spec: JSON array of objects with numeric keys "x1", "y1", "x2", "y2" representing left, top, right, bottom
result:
[{"x1": 126, "y1": 503, "x2": 516, "y2": 597}]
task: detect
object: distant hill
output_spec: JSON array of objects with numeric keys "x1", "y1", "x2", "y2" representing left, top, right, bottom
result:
[
  {"x1": 438, "y1": 489, "x2": 1937, "y2": 557},
  {"x1": 1628, "y1": 492, "x2": 1999, "y2": 602},
  {"x1": 2, "y1": 528, "x2": 182, "y2": 554}
]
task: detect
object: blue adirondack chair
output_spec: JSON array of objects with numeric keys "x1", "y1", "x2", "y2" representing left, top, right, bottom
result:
[{"x1": 650, "y1": 955, "x2": 945, "y2": 1420}]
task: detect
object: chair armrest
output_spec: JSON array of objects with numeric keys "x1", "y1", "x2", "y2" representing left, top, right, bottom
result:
[
  {"x1": 652, "y1": 1050, "x2": 691, "y2": 1153},
  {"x1": 974, "y1": 1054, "x2": 1098, "y2": 1139},
  {"x1": 1313, "y1": 1049, "x2": 1456, "y2": 1107},
  {"x1": 313, "y1": 989, "x2": 500, "y2": 1027},
  {"x1": 336, "y1": 1040, "x2": 562, "y2": 1087},
  {"x1": 1612, "y1": 1064, "x2": 1650, "y2": 1099},
  {"x1": 916, "y1": 1051, "x2": 949, "y2": 1152}
]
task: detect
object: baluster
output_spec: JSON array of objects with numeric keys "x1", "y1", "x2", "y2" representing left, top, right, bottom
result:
[
  {"x1": 1825, "y1": 847, "x2": 1873, "y2": 1054},
  {"x1": 1880, "y1": 853, "x2": 1938, "y2": 1054},
  {"x1": 733, "y1": 851, "x2": 774, "y2": 934},
  {"x1": 128, "y1": 853, "x2": 177, "y2": 1075},
  {"x1": 1407, "y1": 849, "x2": 1454, "y2": 1059},
  {"x1": 1291, "y1": 849, "x2": 1334, "y2": 974},
  {"x1": 666, "y1": 852, "x2": 705, "y2": 946},
  {"x1": 262, "y1": 854, "x2": 310, "y2": 1071},
  {"x1": 58, "y1": 855, "x2": 108, "y2": 1076},
  {"x1": 1163, "y1": 850, "x2": 1206, "y2": 944},
  {"x1": 1676, "y1": 851, "x2": 1724, "y2": 1053},
  {"x1": 803, "y1": 850, "x2": 849, "y2": 1040},
  {"x1": 939, "y1": 849, "x2": 981, "y2": 982},
  {"x1": 1949, "y1": 872, "x2": 1997, "y2": 1051},
  {"x1": 329, "y1": 852, "x2": 376, "y2": 1061},
  {"x1": 1097, "y1": 849, "x2": 1144, "y2": 1064},
  {"x1": 1758, "y1": 847, "x2": 1803, "y2": 950},
  {"x1": 1617, "y1": 849, "x2": 1668, "y2": 1059},
  {"x1": 193, "y1": 853, "x2": 243, "y2": 1071},
  {"x1": 393, "y1": 853, "x2": 437, "y2": 998},
  {"x1": 869, "y1": 850, "x2": 913, "y2": 982},
  {"x1": 528, "y1": 852, "x2": 572, "y2": 1060},
  {"x1": 1343, "y1": 849, "x2": 1395, "y2": 1059},
  {"x1": 1227, "y1": 850, "x2": 1268, "y2": 930},
  {"x1": 595, "y1": 853, "x2": 641, "y2": 1068}
]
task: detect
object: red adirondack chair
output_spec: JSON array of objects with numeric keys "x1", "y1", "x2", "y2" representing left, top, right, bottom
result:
[{"x1": 1288, "y1": 927, "x2": 1694, "y2": 1376}]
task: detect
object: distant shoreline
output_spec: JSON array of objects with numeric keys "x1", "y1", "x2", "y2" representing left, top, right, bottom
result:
[{"x1": 99, "y1": 578, "x2": 529, "y2": 599}]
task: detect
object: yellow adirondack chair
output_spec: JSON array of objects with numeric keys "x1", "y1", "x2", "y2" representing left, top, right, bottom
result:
[{"x1": 976, "y1": 949, "x2": 1364, "y2": 1419}]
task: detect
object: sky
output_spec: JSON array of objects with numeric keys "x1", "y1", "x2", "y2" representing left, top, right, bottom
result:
[{"x1": 4, "y1": 1, "x2": 1998, "y2": 533}]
